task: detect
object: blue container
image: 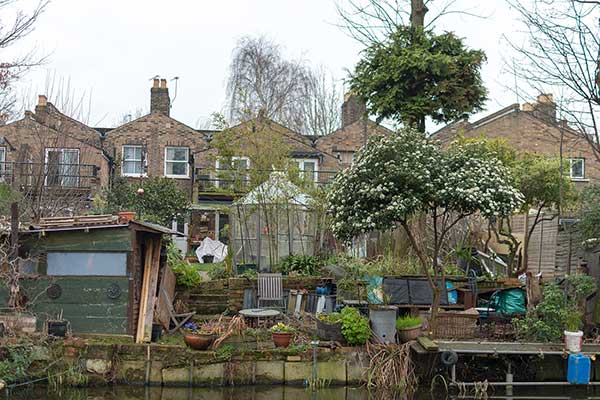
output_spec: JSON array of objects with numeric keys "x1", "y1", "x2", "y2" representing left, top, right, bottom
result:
[{"x1": 567, "y1": 353, "x2": 591, "y2": 385}]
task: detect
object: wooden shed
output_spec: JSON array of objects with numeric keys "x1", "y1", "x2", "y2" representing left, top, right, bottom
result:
[{"x1": 4, "y1": 215, "x2": 177, "y2": 342}]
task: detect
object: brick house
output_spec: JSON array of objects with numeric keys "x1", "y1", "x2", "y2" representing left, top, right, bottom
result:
[
  {"x1": 432, "y1": 94, "x2": 595, "y2": 277},
  {"x1": 0, "y1": 95, "x2": 109, "y2": 219}
]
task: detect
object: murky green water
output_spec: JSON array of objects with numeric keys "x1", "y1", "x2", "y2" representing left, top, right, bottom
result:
[{"x1": 5, "y1": 385, "x2": 600, "y2": 400}]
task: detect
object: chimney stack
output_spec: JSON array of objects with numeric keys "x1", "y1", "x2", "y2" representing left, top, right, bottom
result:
[
  {"x1": 341, "y1": 92, "x2": 367, "y2": 128},
  {"x1": 531, "y1": 93, "x2": 556, "y2": 125},
  {"x1": 150, "y1": 78, "x2": 170, "y2": 116}
]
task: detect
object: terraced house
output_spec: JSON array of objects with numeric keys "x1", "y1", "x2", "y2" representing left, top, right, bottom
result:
[
  {"x1": 0, "y1": 78, "x2": 387, "y2": 253},
  {"x1": 433, "y1": 94, "x2": 598, "y2": 277}
]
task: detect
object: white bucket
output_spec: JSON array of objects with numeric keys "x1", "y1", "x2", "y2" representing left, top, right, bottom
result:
[{"x1": 564, "y1": 330, "x2": 583, "y2": 353}]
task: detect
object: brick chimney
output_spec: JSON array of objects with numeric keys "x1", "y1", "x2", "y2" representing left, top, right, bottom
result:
[
  {"x1": 341, "y1": 92, "x2": 366, "y2": 128},
  {"x1": 150, "y1": 78, "x2": 170, "y2": 116},
  {"x1": 531, "y1": 93, "x2": 556, "y2": 125}
]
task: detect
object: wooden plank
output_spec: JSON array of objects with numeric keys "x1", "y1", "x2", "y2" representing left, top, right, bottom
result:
[
  {"x1": 24, "y1": 228, "x2": 132, "y2": 253},
  {"x1": 136, "y1": 238, "x2": 154, "y2": 343},
  {"x1": 19, "y1": 277, "x2": 129, "y2": 304},
  {"x1": 417, "y1": 336, "x2": 439, "y2": 351},
  {"x1": 156, "y1": 265, "x2": 176, "y2": 329},
  {"x1": 32, "y1": 303, "x2": 128, "y2": 318},
  {"x1": 141, "y1": 237, "x2": 161, "y2": 342}
]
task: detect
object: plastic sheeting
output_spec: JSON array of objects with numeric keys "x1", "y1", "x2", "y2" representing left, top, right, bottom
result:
[
  {"x1": 195, "y1": 237, "x2": 228, "y2": 263},
  {"x1": 382, "y1": 278, "x2": 449, "y2": 305}
]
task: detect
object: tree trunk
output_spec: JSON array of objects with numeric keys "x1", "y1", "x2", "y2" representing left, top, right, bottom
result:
[{"x1": 410, "y1": 0, "x2": 428, "y2": 28}]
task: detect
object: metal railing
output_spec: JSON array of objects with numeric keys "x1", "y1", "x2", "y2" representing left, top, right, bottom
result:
[
  {"x1": 0, "y1": 161, "x2": 99, "y2": 189},
  {"x1": 195, "y1": 167, "x2": 338, "y2": 194}
]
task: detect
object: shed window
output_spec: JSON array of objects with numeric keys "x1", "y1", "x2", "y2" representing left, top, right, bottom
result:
[
  {"x1": 47, "y1": 252, "x2": 127, "y2": 276},
  {"x1": 122, "y1": 145, "x2": 146, "y2": 176},
  {"x1": 569, "y1": 158, "x2": 585, "y2": 180},
  {"x1": 164, "y1": 147, "x2": 189, "y2": 178}
]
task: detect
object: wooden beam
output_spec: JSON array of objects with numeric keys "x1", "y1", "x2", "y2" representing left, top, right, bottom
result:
[
  {"x1": 141, "y1": 237, "x2": 162, "y2": 342},
  {"x1": 135, "y1": 239, "x2": 154, "y2": 343}
]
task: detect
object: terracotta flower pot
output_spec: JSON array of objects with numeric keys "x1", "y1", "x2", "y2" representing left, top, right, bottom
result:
[
  {"x1": 184, "y1": 333, "x2": 215, "y2": 350},
  {"x1": 272, "y1": 332, "x2": 294, "y2": 348},
  {"x1": 397, "y1": 324, "x2": 422, "y2": 343}
]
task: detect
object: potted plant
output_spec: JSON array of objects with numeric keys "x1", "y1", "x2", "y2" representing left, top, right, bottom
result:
[
  {"x1": 316, "y1": 312, "x2": 345, "y2": 342},
  {"x1": 564, "y1": 312, "x2": 583, "y2": 353},
  {"x1": 396, "y1": 315, "x2": 423, "y2": 343},
  {"x1": 183, "y1": 322, "x2": 216, "y2": 350},
  {"x1": 270, "y1": 323, "x2": 296, "y2": 348}
]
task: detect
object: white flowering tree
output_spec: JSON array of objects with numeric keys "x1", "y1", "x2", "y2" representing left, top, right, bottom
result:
[{"x1": 327, "y1": 128, "x2": 523, "y2": 323}]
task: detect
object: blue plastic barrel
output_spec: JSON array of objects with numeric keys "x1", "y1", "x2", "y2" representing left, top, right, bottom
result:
[{"x1": 567, "y1": 353, "x2": 591, "y2": 385}]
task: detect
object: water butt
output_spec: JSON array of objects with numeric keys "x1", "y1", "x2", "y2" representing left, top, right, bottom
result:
[{"x1": 369, "y1": 305, "x2": 398, "y2": 344}]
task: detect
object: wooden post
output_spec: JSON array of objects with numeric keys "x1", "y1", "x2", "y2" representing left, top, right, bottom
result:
[{"x1": 10, "y1": 202, "x2": 18, "y2": 260}]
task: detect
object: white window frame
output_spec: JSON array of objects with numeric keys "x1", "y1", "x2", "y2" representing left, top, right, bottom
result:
[
  {"x1": 122, "y1": 145, "x2": 147, "y2": 177},
  {"x1": 294, "y1": 158, "x2": 319, "y2": 183},
  {"x1": 44, "y1": 147, "x2": 80, "y2": 187},
  {"x1": 215, "y1": 156, "x2": 250, "y2": 189},
  {"x1": 569, "y1": 157, "x2": 586, "y2": 180},
  {"x1": 164, "y1": 146, "x2": 190, "y2": 178},
  {"x1": 0, "y1": 146, "x2": 6, "y2": 180}
]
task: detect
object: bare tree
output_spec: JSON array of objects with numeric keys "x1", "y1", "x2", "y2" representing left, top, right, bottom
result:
[
  {"x1": 225, "y1": 35, "x2": 341, "y2": 135},
  {"x1": 506, "y1": 0, "x2": 600, "y2": 160},
  {"x1": 335, "y1": 0, "x2": 483, "y2": 45},
  {"x1": 300, "y1": 66, "x2": 342, "y2": 137},
  {"x1": 0, "y1": 0, "x2": 48, "y2": 122}
]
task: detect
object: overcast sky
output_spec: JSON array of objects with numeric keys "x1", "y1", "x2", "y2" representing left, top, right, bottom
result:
[{"x1": 11, "y1": 0, "x2": 528, "y2": 132}]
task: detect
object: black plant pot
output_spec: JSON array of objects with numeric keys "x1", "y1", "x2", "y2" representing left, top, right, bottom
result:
[
  {"x1": 151, "y1": 323, "x2": 163, "y2": 342},
  {"x1": 47, "y1": 320, "x2": 68, "y2": 337},
  {"x1": 202, "y1": 255, "x2": 215, "y2": 264}
]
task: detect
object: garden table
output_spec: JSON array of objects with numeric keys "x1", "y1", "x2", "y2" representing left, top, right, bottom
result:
[{"x1": 239, "y1": 308, "x2": 281, "y2": 328}]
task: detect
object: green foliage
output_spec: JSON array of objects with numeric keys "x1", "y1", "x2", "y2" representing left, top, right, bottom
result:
[
  {"x1": 514, "y1": 275, "x2": 596, "y2": 341},
  {"x1": 396, "y1": 315, "x2": 423, "y2": 330},
  {"x1": 578, "y1": 184, "x2": 600, "y2": 241},
  {"x1": 340, "y1": 306, "x2": 370, "y2": 345},
  {"x1": 318, "y1": 312, "x2": 342, "y2": 324},
  {"x1": 350, "y1": 26, "x2": 487, "y2": 130},
  {"x1": 215, "y1": 344, "x2": 234, "y2": 360},
  {"x1": 0, "y1": 183, "x2": 20, "y2": 216},
  {"x1": 167, "y1": 242, "x2": 201, "y2": 287},
  {"x1": 0, "y1": 344, "x2": 33, "y2": 383},
  {"x1": 328, "y1": 128, "x2": 523, "y2": 243},
  {"x1": 276, "y1": 254, "x2": 322, "y2": 276},
  {"x1": 207, "y1": 262, "x2": 231, "y2": 280},
  {"x1": 96, "y1": 176, "x2": 189, "y2": 226}
]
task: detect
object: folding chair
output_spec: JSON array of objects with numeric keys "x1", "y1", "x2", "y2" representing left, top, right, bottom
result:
[
  {"x1": 257, "y1": 273, "x2": 285, "y2": 311},
  {"x1": 161, "y1": 288, "x2": 195, "y2": 333}
]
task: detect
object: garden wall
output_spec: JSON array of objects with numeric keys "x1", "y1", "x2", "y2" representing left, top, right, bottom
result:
[{"x1": 176, "y1": 277, "x2": 324, "y2": 314}]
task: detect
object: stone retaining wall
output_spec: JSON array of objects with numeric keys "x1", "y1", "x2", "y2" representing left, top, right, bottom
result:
[
  {"x1": 29, "y1": 342, "x2": 369, "y2": 387},
  {"x1": 176, "y1": 277, "x2": 324, "y2": 314}
]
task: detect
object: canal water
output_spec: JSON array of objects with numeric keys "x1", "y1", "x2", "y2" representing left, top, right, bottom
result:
[{"x1": 5, "y1": 385, "x2": 600, "y2": 399}]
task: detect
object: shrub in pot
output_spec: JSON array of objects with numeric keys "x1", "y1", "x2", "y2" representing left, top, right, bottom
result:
[
  {"x1": 183, "y1": 322, "x2": 216, "y2": 350},
  {"x1": 316, "y1": 312, "x2": 345, "y2": 342},
  {"x1": 564, "y1": 312, "x2": 583, "y2": 353},
  {"x1": 270, "y1": 323, "x2": 296, "y2": 348},
  {"x1": 396, "y1": 315, "x2": 423, "y2": 343},
  {"x1": 340, "y1": 306, "x2": 370, "y2": 345}
]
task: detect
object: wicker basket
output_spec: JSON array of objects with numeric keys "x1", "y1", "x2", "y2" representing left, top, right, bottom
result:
[{"x1": 428, "y1": 309, "x2": 479, "y2": 339}]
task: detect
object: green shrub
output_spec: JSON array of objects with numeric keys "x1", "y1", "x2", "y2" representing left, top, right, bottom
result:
[
  {"x1": 513, "y1": 275, "x2": 596, "y2": 342},
  {"x1": 208, "y1": 262, "x2": 230, "y2": 280},
  {"x1": 167, "y1": 242, "x2": 201, "y2": 287},
  {"x1": 318, "y1": 312, "x2": 341, "y2": 324},
  {"x1": 276, "y1": 254, "x2": 322, "y2": 276},
  {"x1": 340, "y1": 307, "x2": 370, "y2": 345},
  {"x1": 396, "y1": 315, "x2": 423, "y2": 330}
]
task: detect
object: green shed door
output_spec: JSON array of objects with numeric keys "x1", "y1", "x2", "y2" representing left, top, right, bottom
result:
[{"x1": 27, "y1": 251, "x2": 130, "y2": 334}]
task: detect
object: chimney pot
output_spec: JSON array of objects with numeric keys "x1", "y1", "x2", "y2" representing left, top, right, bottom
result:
[
  {"x1": 38, "y1": 95, "x2": 47, "y2": 106},
  {"x1": 160, "y1": 79, "x2": 167, "y2": 89},
  {"x1": 522, "y1": 103, "x2": 533, "y2": 111},
  {"x1": 538, "y1": 93, "x2": 554, "y2": 103},
  {"x1": 153, "y1": 78, "x2": 159, "y2": 88}
]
